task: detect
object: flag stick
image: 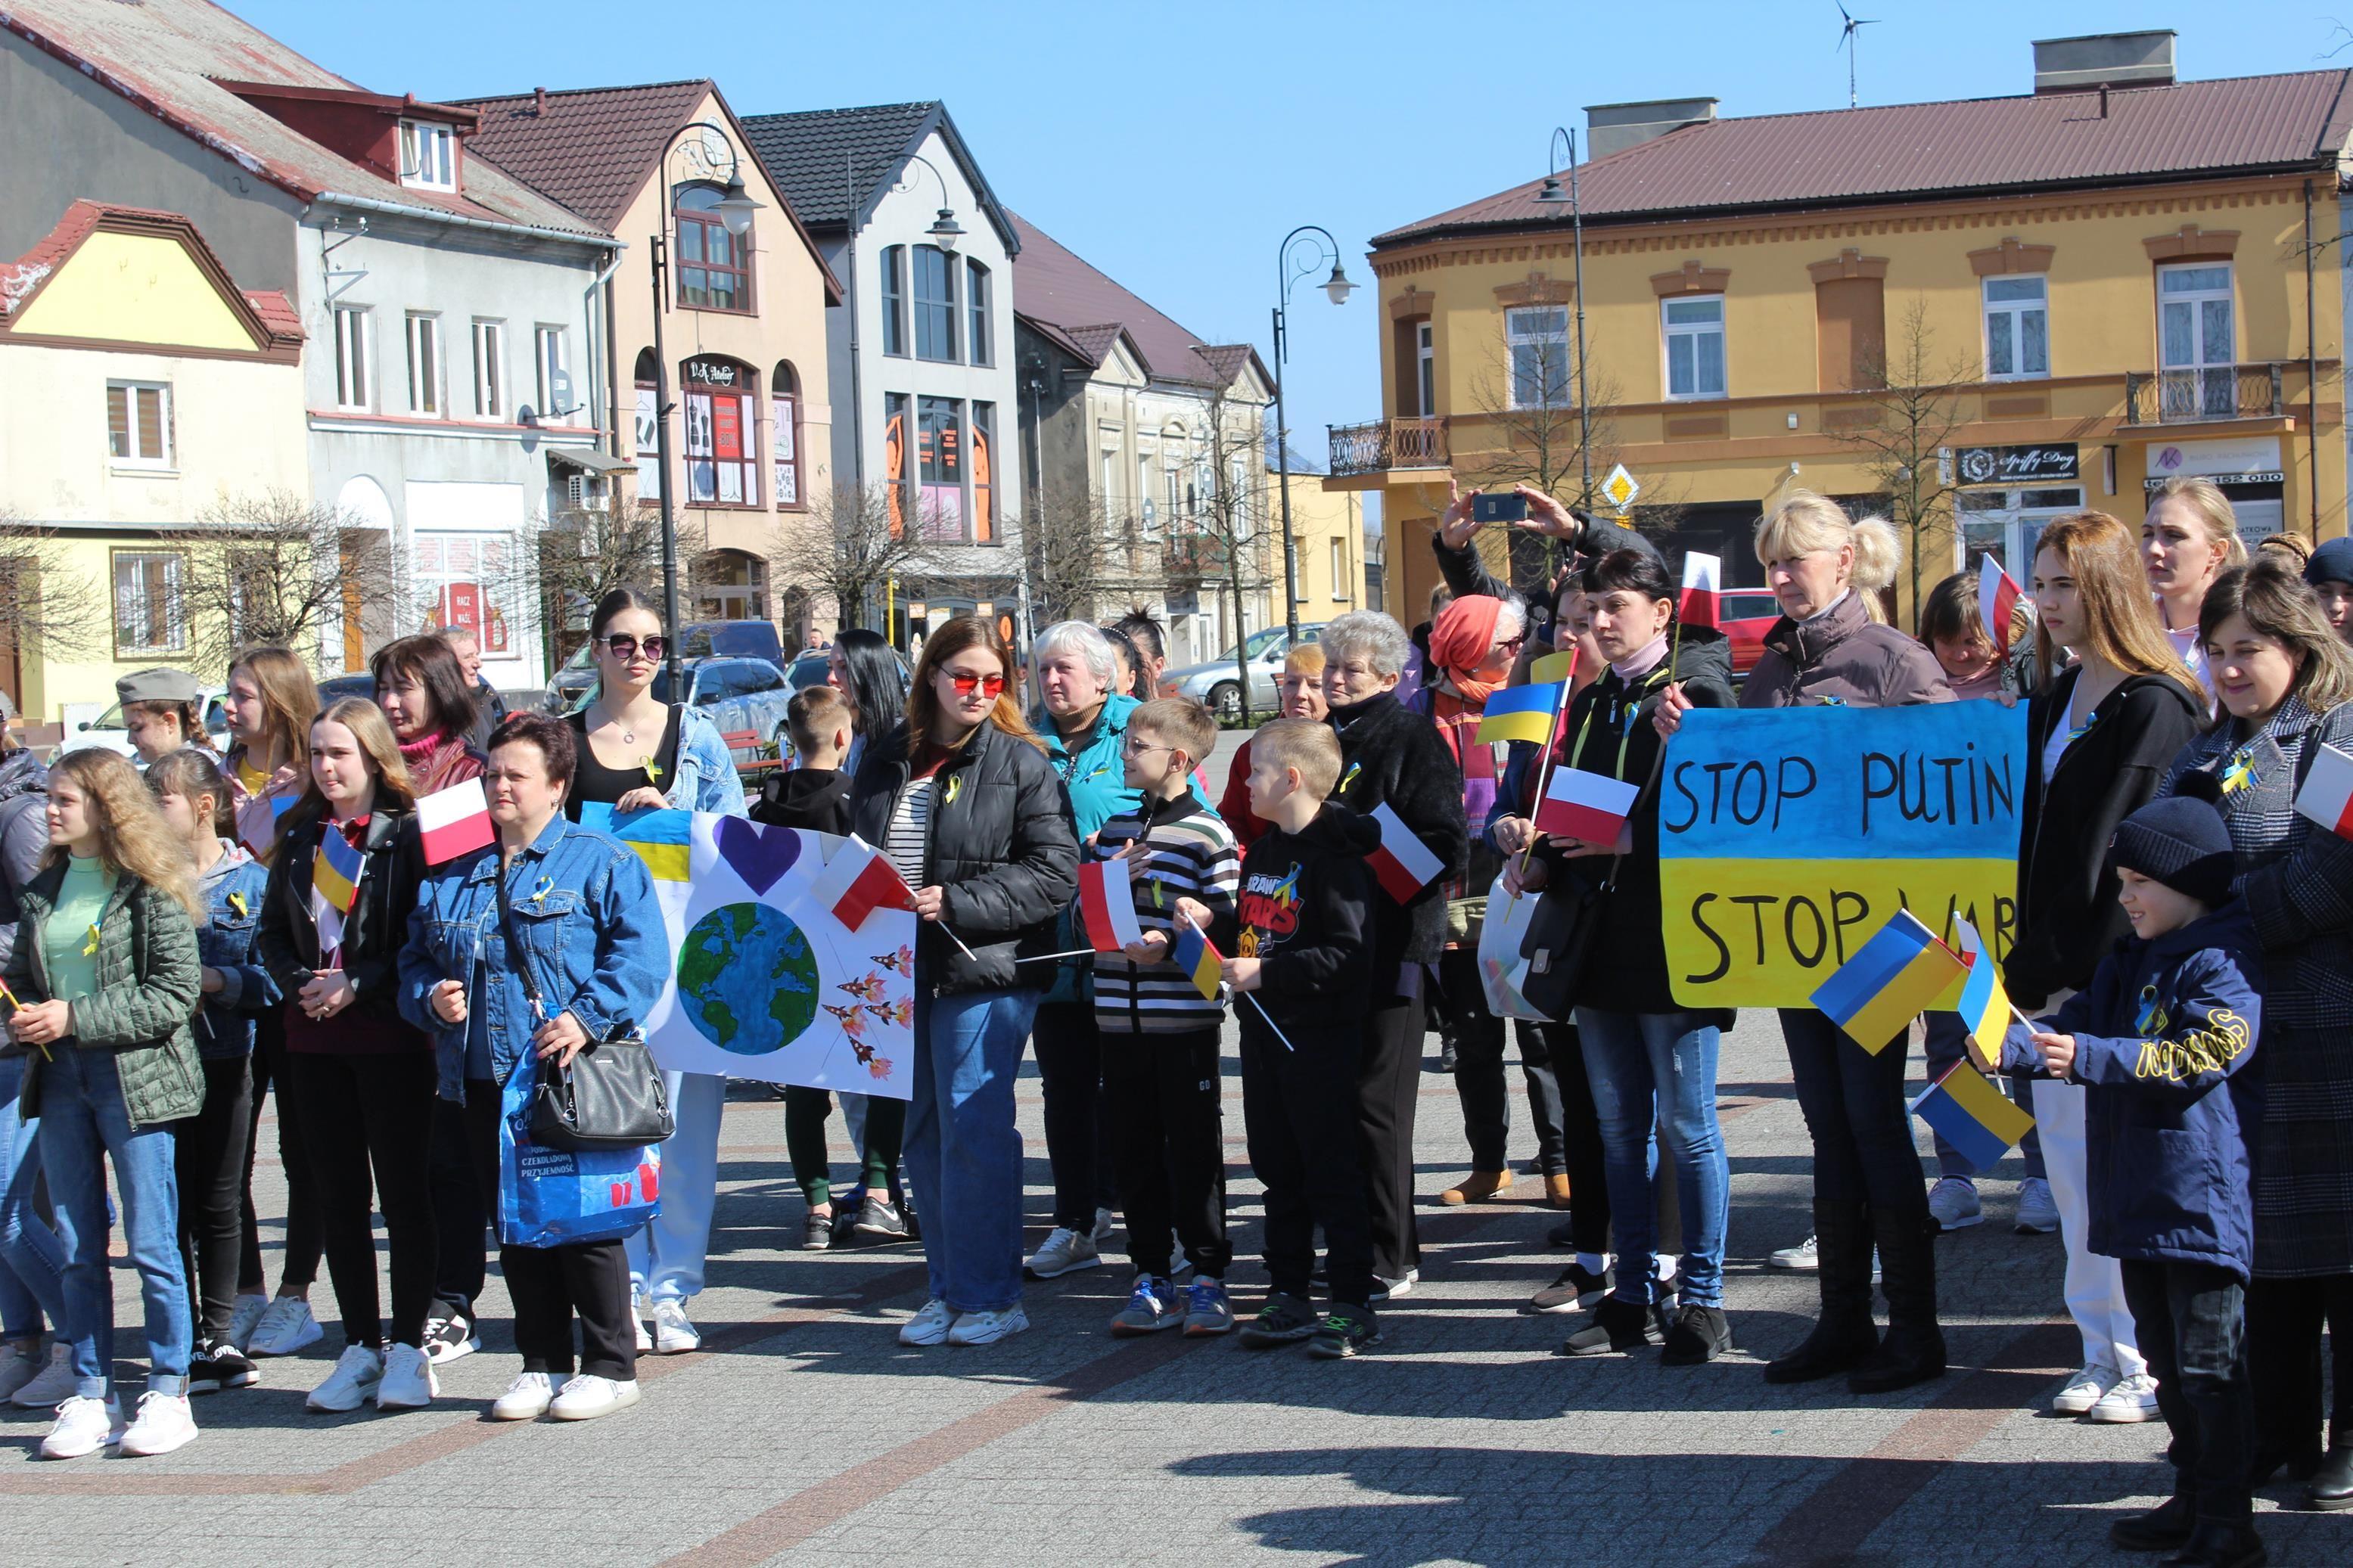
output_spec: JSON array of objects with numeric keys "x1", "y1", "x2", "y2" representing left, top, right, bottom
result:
[
  {"x1": 1013, "y1": 948, "x2": 1096, "y2": 963},
  {"x1": 1243, "y1": 991, "x2": 1295, "y2": 1052},
  {"x1": 1512, "y1": 644, "x2": 1580, "y2": 881},
  {"x1": 931, "y1": 922, "x2": 979, "y2": 961}
]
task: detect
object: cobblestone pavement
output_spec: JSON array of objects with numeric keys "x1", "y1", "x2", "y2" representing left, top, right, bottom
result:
[{"x1": 5, "y1": 1006, "x2": 2342, "y2": 1566}]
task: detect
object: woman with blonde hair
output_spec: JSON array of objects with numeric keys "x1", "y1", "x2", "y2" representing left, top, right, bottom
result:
[
  {"x1": 2144, "y1": 476, "x2": 2246, "y2": 695},
  {"x1": 4, "y1": 748, "x2": 205, "y2": 1459},
  {"x1": 254, "y1": 698, "x2": 434, "y2": 1415}
]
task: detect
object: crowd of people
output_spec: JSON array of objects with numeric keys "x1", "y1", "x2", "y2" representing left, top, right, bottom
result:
[{"x1": 1, "y1": 486, "x2": 2349, "y2": 1561}]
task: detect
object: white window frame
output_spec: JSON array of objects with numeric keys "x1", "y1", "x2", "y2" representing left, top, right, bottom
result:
[
  {"x1": 1661, "y1": 295, "x2": 1727, "y2": 400},
  {"x1": 1982, "y1": 276, "x2": 2049, "y2": 382},
  {"x1": 406, "y1": 311, "x2": 444, "y2": 417},
  {"x1": 1331, "y1": 536, "x2": 1350, "y2": 601},
  {"x1": 1139, "y1": 452, "x2": 1157, "y2": 530},
  {"x1": 534, "y1": 325, "x2": 570, "y2": 424},
  {"x1": 399, "y1": 120, "x2": 456, "y2": 191},
  {"x1": 333, "y1": 306, "x2": 372, "y2": 411},
  {"x1": 1506, "y1": 306, "x2": 1570, "y2": 408},
  {"x1": 1416, "y1": 321, "x2": 1436, "y2": 415},
  {"x1": 106, "y1": 380, "x2": 173, "y2": 469},
  {"x1": 111, "y1": 549, "x2": 188, "y2": 655},
  {"x1": 2158, "y1": 262, "x2": 2236, "y2": 417},
  {"x1": 471, "y1": 318, "x2": 505, "y2": 420}
]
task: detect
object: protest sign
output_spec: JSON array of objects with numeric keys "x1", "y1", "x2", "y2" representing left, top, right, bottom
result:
[{"x1": 1658, "y1": 703, "x2": 2026, "y2": 1009}]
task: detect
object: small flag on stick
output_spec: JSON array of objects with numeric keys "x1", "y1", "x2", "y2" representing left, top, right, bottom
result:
[
  {"x1": 1475, "y1": 682, "x2": 1568, "y2": 747},
  {"x1": 1978, "y1": 554, "x2": 2025, "y2": 656},
  {"x1": 1809, "y1": 910, "x2": 1969, "y2": 1053},
  {"x1": 812, "y1": 837, "x2": 917, "y2": 931},
  {"x1": 1534, "y1": 766, "x2": 1640, "y2": 846},
  {"x1": 1677, "y1": 551, "x2": 1723, "y2": 630},
  {"x1": 311, "y1": 825, "x2": 365, "y2": 952},
  {"x1": 1170, "y1": 918, "x2": 1223, "y2": 1003},
  {"x1": 1910, "y1": 1059, "x2": 2036, "y2": 1172},
  {"x1": 1949, "y1": 914, "x2": 2013, "y2": 1071},
  {"x1": 1077, "y1": 858, "x2": 1145, "y2": 953},
  {"x1": 416, "y1": 778, "x2": 495, "y2": 865},
  {"x1": 2292, "y1": 742, "x2": 2353, "y2": 840},
  {"x1": 1366, "y1": 801, "x2": 1444, "y2": 904},
  {"x1": 1530, "y1": 648, "x2": 1579, "y2": 685}
]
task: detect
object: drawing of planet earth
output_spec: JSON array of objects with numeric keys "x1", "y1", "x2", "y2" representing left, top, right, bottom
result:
[{"x1": 674, "y1": 902, "x2": 820, "y2": 1055}]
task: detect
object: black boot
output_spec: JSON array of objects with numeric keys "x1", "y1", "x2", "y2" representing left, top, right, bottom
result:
[
  {"x1": 2159, "y1": 1521, "x2": 2265, "y2": 1568},
  {"x1": 1764, "y1": 1199, "x2": 1877, "y2": 1384},
  {"x1": 2305, "y1": 1442, "x2": 2353, "y2": 1511},
  {"x1": 1848, "y1": 1204, "x2": 1945, "y2": 1395},
  {"x1": 1561, "y1": 1295, "x2": 1661, "y2": 1357},
  {"x1": 2109, "y1": 1492, "x2": 2194, "y2": 1552}
]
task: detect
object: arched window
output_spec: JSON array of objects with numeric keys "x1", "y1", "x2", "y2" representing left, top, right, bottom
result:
[
  {"x1": 966, "y1": 259, "x2": 993, "y2": 366},
  {"x1": 633, "y1": 347, "x2": 661, "y2": 501},
  {"x1": 770, "y1": 360, "x2": 803, "y2": 509},
  {"x1": 913, "y1": 244, "x2": 958, "y2": 362},
  {"x1": 880, "y1": 246, "x2": 906, "y2": 357},
  {"x1": 674, "y1": 185, "x2": 753, "y2": 312},
  {"x1": 680, "y1": 355, "x2": 759, "y2": 507}
]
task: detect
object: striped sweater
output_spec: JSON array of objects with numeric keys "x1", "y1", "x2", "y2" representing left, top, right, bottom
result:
[{"x1": 1090, "y1": 792, "x2": 1241, "y2": 1035}]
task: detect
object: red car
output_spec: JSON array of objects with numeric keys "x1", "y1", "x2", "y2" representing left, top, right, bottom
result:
[{"x1": 1715, "y1": 587, "x2": 1783, "y2": 677}]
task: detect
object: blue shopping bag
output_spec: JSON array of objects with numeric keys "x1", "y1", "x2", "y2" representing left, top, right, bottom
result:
[{"x1": 497, "y1": 1064, "x2": 661, "y2": 1248}]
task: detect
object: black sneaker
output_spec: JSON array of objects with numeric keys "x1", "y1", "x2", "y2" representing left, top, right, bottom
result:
[
  {"x1": 2107, "y1": 1492, "x2": 2193, "y2": 1552},
  {"x1": 1523, "y1": 1262, "x2": 1610, "y2": 1315},
  {"x1": 801, "y1": 1210, "x2": 835, "y2": 1250},
  {"x1": 1307, "y1": 1305, "x2": 1381, "y2": 1359},
  {"x1": 1239, "y1": 1292, "x2": 1319, "y2": 1349},
  {"x1": 1561, "y1": 1295, "x2": 1663, "y2": 1357},
  {"x1": 855, "y1": 1192, "x2": 912, "y2": 1241},
  {"x1": 188, "y1": 1340, "x2": 258, "y2": 1395},
  {"x1": 1660, "y1": 1303, "x2": 1733, "y2": 1365},
  {"x1": 422, "y1": 1301, "x2": 480, "y2": 1365}
]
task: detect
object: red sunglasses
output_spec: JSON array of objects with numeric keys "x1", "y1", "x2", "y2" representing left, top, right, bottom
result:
[{"x1": 946, "y1": 672, "x2": 1007, "y2": 697}]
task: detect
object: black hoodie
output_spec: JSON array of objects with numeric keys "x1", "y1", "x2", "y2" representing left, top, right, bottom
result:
[
  {"x1": 1326, "y1": 690, "x2": 1469, "y2": 977},
  {"x1": 1222, "y1": 803, "x2": 1382, "y2": 1043},
  {"x1": 751, "y1": 765, "x2": 853, "y2": 836}
]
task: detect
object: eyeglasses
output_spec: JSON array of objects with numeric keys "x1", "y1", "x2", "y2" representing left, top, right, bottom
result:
[
  {"x1": 945, "y1": 672, "x2": 1007, "y2": 697},
  {"x1": 1499, "y1": 635, "x2": 1527, "y2": 655},
  {"x1": 597, "y1": 634, "x2": 667, "y2": 663},
  {"x1": 1121, "y1": 736, "x2": 1172, "y2": 757}
]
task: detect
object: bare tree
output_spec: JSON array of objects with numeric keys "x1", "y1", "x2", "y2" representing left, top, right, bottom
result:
[
  {"x1": 1829, "y1": 296, "x2": 1973, "y2": 627},
  {"x1": 1021, "y1": 480, "x2": 1123, "y2": 625},
  {"x1": 1459, "y1": 331, "x2": 1640, "y2": 590},
  {"x1": 162, "y1": 489, "x2": 390, "y2": 672},
  {"x1": 1173, "y1": 383, "x2": 1273, "y2": 726},
  {"x1": 768, "y1": 482, "x2": 924, "y2": 632},
  {"x1": 476, "y1": 501, "x2": 707, "y2": 669},
  {"x1": 0, "y1": 509, "x2": 108, "y2": 678}
]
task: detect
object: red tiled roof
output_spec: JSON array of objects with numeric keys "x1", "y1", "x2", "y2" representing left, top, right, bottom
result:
[
  {"x1": 242, "y1": 289, "x2": 301, "y2": 343},
  {"x1": 1, "y1": 0, "x2": 606, "y2": 238},
  {"x1": 2, "y1": 199, "x2": 303, "y2": 350},
  {"x1": 452, "y1": 80, "x2": 712, "y2": 231},
  {"x1": 1009, "y1": 209, "x2": 1260, "y2": 390},
  {"x1": 1378, "y1": 69, "x2": 2353, "y2": 246}
]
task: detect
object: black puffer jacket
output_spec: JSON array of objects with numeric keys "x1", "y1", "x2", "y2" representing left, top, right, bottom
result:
[
  {"x1": 1327, "y1": 690, "x2": 1469, "y2": 979},
  {"x1": 0, "y1": 746, "x2": 49, "y2": 976},
  {"x1": 850, "y1": 719, "x2": 1079, "y2": 996}
]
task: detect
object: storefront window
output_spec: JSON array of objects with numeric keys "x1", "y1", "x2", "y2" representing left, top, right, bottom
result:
[{"x1": 681, "y1": 356, "x2": 759, "y2": 507}]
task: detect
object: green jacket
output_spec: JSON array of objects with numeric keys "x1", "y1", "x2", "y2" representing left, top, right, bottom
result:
[{"x1": 3, "y1": 861, "x2": 204, "y2": 1128}]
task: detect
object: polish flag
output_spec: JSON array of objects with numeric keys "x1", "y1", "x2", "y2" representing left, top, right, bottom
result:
[
  {"x1": 1979, "y1": 554, "x2": 2025, "y2": 655},
  {"x1": 2293, "y1": 742, "x2": 2353, "y2": 839},
  {"x1": 416, "y1": 778, "x2": 495, "y2": 865},
  {"x1": 1366, "y1": 800, "x2": 1444, "y2": 904},
  {"x1": 811, "y1": 837, "x2": 915, "y2": 930},
  {"x1": 1534, "y1": 766, "x2": 1642, "y2": 846},
  {"x1": 1677, "y1": 551, "x2": 1722, "y2": 630},
  {"x1": 1077, "y1": 859, "x2": 1145, "y2": 953}
]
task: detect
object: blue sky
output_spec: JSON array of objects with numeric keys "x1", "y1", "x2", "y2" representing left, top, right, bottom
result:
[{"x1": 230, "y1": 0, "x2": 2343, "y2": 481}]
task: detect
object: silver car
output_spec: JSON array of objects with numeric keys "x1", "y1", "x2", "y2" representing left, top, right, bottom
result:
[{"x1": 1161, "y1": 623, "x2": 1326, "y2": 725}]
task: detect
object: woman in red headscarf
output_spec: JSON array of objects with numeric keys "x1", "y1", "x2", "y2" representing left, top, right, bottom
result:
[{"x1": 1417, "y1": 593, "x2": 1528, "y2": 1206}]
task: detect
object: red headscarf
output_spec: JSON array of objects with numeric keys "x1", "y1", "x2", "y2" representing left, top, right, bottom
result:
[{"x1": 1430, "y1": 594, "x2": 1507, "y2": 705}]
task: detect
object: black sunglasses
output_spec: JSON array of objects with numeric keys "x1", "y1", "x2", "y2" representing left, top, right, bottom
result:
[{"x1": 597, "y1": 633, "x2": 667, "y2": 663}]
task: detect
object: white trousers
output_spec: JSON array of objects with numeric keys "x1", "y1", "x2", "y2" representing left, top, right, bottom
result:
[
  {"x1": 626, "y1": 1071, "x2": 725, "y2": 1305},
  {"x1": 2031, "y1": 1076, "x2": 2146, "y2": 1379}
]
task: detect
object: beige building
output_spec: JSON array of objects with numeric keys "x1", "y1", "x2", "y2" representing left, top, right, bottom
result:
[{"x1": 1279, "y1": 474, "x2": 1370, "y2": 623}]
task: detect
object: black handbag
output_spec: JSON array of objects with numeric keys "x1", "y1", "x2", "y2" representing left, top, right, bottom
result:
[
  {"x1": 1517, "y1": 857, "x2": 1618, "y2": 1020},
  {"x1": 497, "y1": 871, "x2": 673, "y2": 1153}
]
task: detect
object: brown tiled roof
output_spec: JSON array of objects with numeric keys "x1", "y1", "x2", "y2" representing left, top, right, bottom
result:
[
  {"x1": 452, "y1": 80, "x2": 712, "y2": 231},
  {"x1": 2, "y1": 200, "x2": 303, "y2": 352},
  {"x1": 1, "y1": 0, "x2": 605, "y2": 238},
  {"x1": 1378, "y1": 69, "x2": 2353, "y2": 247},
  {"x1": 1009, "y1": 210, "x2": 1263, "y2": 390}
]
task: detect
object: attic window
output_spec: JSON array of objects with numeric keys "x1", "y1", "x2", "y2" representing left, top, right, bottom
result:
[{"x1": 399, "y1": 121, "x2": 456, "y2": 191}]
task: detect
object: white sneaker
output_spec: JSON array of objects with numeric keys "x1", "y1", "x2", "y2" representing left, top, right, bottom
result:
[
  {"x1": 899, "y1": 1299, "x2": 956, "y2": 1346},
  {"x1": 247, "y1": 1296, "x2": 323, "y2": 1358},
  {"x1": 10, "y1": 1342, "x2": 77, "y2": 1408},
  {"x1": 117, "y1": 1390, "x2": 198, "y2": 1456},
  {"x1": 2085, "y1": 1371, "x2": 2161, "y2": 1423},
  {"x1": 1024, "y1": 1226, "x2": 1102, "y2": 1280},
  {"x1": 1929, "y1": 1176, "x2": 1984, "y2": 1231},
  {"x1": 946, "y1": 1305, "x2": 1030, "y2": 1346},
  {"x1": 1089, "y1": 1206, "x2": 1117, "y2": 1247},
  {"x1": 0, "y1": 1337, "x2": 42, "y2": 1402},
  {"x1": 39, "y1": 1393, "x2": 123, "y2": 1459},
  {"x1": 225, "y1": 1293, "x2": 269, "y2": 1354},
  {"x1": 375, "y1": 1343, "x2": 437, "y2": 1409},
  {"x1": 305, "y1": 1344, "x2": 385, "y2": 1412},
  {"x1": 2014, "y1": 1177, "x2": 2061, "y2": 1234},
  {"x1": 1369, "y1": 1274, "x2": 1413, "y2": 1302},
  {"x1": 1768, "y1": 1234, "x2": 1819, "y2": 1270},
  {"x1": 549, "y1": 1374, "x2": 640, "y2": 1421},
  {"x1": 490, "y1": 1371, "x2": 555, "y2": 1421},
  {"x1": 2052, "y1": 1361, "x2": 2119, "y2": 1415},
  {"x1": 649, "y1": 1299, "x2": 701, "y2": 1355},
  {"x1": 632, "y1": 1297, "x2": 652, "y2": 1354}
]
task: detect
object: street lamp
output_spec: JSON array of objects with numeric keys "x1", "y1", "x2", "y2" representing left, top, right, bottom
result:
[
  {"x1": 1534, "y1": 126, "x2": 1594, "y2": 512},
  {"x1": 1272, "y1": 225, "x2": 1357, "y2": 645},
  {"x1": 645, "y1": 122, "x2": 766, "y2": 690}
]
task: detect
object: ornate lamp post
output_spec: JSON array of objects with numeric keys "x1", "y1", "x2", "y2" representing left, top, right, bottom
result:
[
  {"x1": 1534, "y1": 127, "x2": 1594, "y2": 511},
  {"x1": 1270, "y1": 225, "x2": 1357, "y2": 645}
]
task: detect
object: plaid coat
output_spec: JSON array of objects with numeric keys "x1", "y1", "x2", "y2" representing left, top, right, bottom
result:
[{"x1": 2162, "y1": 694, "x2": 2353, "y2": 1278}]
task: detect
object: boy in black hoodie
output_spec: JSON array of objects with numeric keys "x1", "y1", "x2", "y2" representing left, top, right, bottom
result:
[
  {"x1": 2025, "y1": 797, "x2": 2263, "y2": 1565},
  {"x1": 1189, "y1": 718, "x2": 1384, "y2": 1358},
  {"x1": 753, "y1": 687, "x2": 855, "y2": 836}
]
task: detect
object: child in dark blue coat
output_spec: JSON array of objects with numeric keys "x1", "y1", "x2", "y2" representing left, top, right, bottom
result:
[{"x1": 2028, "y1": 796, "x2": 2263, "y2": 1566}]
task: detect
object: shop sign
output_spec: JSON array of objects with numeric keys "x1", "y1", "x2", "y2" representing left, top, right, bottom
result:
[
  {"x1": 2143, "y1": 436, "x2": 2284, "y2": 489},
  {"x1": 1956, "y1": 444, "x2": 2078, "y2": 486}
]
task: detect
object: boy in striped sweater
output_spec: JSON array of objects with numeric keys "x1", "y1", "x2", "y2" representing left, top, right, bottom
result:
[{"x1": 1091, "y1": 698, "x2": 1242, "y2": 1337}]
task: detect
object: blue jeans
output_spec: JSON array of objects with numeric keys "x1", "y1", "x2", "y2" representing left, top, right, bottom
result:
[
  {"x1": 1574, "y1": 1008, "x2": 1729, "y2": 1309},
  {"x1": 0, "y1": 1055, "x2": 69, "y2": 1338},
  {"x1": 38, "y1": 1047, "x2": 192, "y2": 1399},
  {"x1": 905, "y1": 987, "x2": 1038, "y2": 1315},
  {"x1": 1920, "y1": 1013, "x2": 2044, "y2": 1181}
]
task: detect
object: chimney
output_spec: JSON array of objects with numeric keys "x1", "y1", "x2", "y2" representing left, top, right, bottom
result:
[
  {"x1": 1584, "y1": 98, "x2": 1717, "y2": 160},
  {"x1": 533, "y1": 85, "x2": 548, "y2": 116},
  {"x1": 2032, "y1": 30, "x2": 2175, "y2": 95}
]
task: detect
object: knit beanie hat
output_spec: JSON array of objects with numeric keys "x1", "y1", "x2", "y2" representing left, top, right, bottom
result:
[
  {"x1": 2305, "y1": 533, "x2": 2353, "y2": 589},
  {"x1": 2109, "y1": 796, "x2": 2236, "y2": 908}
]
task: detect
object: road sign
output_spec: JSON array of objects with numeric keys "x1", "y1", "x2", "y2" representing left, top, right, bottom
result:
[{"x1": 1600, "y1": 464, "x2": 1641, "y2": 513}]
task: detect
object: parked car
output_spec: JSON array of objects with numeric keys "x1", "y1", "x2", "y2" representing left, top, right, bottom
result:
[
  {"x1": 314, "y1": 672, "x2": 376, "y2": 707},
  {"x1": 545, "y1": 618, "x2": 786, "y2": 713},
  {"x1": 786, "y1": 645, "x2": 914, "y2": 693},
  {"x1": 58, "y1": 687, "x2": 231, "y2": 759},
  {"x1": 1162, "y1": 623, "x2": 1327, "y2": 726},
  {"x1": 540, "y1": 654, "x2": 792, "y2": 768},
  {"x1": 1716, "y1": 588, "x2": 1783, "y2": 678}
]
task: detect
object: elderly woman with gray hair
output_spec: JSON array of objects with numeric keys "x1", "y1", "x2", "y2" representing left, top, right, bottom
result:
[{"x1": 1320, "y1": 611, "x2": 1469, "y2": 1299}]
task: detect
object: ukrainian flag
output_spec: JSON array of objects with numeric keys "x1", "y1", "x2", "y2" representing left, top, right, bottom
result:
[
  {"x1": 579, "y1": 803, "x2": 692, "y2": 882},
  {"x1": 1911, "y1": 1060, "x2": 2035, "y2": 1172},
  {"x1": 1529, "y1": 649, "x2": 1579, "y2": 685},
  {"x1": 1809, "y1": 909, "x2": 1967, "y2": 1053},
  {"x1": 312, "y1": 827, "x2": 364, "y2": 912},
  {"x1": 1475, "y1": 681, "x2": 1566, "y2": 747},
  {"x1": 1170, "y1": 921, "x2": 1222, "y2": 1003},
  {"x1": 1950, "y1": 914, "x2": 2011, "y2": 1070}
]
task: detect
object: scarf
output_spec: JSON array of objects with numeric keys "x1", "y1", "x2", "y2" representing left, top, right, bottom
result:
[
  {"x1": 1430, "y1": 595, "x2": 1508, "y2": 706},
  {"x1": 398, "y1": 730, "x2": 471, "y2": 796},
  {"x1": 1609, "y1": 632, "x2": 1671, "y2": 683}
]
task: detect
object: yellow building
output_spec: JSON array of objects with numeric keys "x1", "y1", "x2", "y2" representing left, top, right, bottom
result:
[
  {"x1": 1336, "y1": 33, "x2": 2348, "y2": 626},
  {"x1": 0, "y1": 202, "x2": 309, "y2": 722},
  {"x1": 1278, "y1": 473, "x2": 1370, "y2": 621}
]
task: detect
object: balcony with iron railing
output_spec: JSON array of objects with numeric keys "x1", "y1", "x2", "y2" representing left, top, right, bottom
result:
[
  {"x1": 1328, "y1": 416, "x2": 1449, "y2": 480},
  {"x1": 2123, "y1": 363, "x2": 2286, "y2": 425}
]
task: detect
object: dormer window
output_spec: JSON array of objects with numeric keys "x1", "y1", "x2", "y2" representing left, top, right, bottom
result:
[{"x1": 399, "y1": 120, "x2": 456, "y2": 191}]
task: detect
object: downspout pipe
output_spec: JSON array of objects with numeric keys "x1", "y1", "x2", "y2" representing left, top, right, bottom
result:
[{"x1": 2307, "y1": 178, "x2": 2323, "y2": 536}]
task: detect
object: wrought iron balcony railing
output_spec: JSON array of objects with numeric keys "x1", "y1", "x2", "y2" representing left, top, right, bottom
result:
[
  {"x1": 1328, "y1": 416, "x2": 1448, "y2": 479},
  {"x1": 2123, "y1": 363, "x2": 2286, "y2": 425}
]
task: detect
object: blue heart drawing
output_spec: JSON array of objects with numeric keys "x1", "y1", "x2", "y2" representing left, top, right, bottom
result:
[{"x1": 714, "y1": 816, "x2": 800, "y2": 895}]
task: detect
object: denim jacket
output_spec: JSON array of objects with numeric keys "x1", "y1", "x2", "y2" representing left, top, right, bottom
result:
[
  {"x1": 193, "y1": 840, "x2": 277, "y2": 1059},
  {"x1": 670, "y1": 702, "x2": 749, "y2": 816},
  {"x1": 396, "y1": 814, "x2": 670, "y2": 1104}
]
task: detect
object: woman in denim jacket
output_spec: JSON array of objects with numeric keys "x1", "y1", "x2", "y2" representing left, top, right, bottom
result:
[{"x1": 399, "y1": 712, "x2": 667, "y2": 1423}]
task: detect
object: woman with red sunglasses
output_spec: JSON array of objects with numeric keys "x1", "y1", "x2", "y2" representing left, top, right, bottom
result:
[{"x1": 847, "y1": 616, "x2": 1078, "y2": 1347}]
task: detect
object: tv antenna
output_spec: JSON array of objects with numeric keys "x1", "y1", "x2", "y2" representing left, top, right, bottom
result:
[{"x1": 1835, "y1": 1, "x2": 1877, "y2": 109}]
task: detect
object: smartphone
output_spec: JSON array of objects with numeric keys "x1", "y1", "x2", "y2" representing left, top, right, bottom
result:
[{"x1": 1471, "y1": 492, "x2": 1528, "y2": 525}]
